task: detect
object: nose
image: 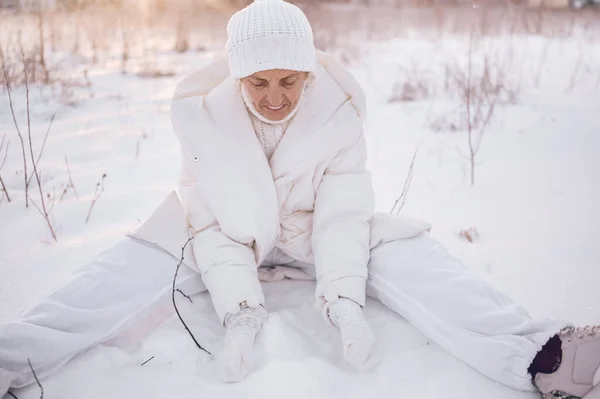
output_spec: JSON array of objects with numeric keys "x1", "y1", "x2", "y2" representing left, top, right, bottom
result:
[{"x1": 265, "y1": 88, "x2": 284, "y2": 106}]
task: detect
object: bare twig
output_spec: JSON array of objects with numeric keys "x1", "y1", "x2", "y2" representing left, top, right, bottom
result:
[
  {"x1": 2, "y1": 44, "x2": 29, "y2": 208},
  {"x1": 466, "y1": 31, "x2": 475, "y2": 186},
  {"x1": 141, "y1": 356, "x2": 155, "y2": 366},
  {"x1": 0, "y1": 136, "x2": 11, "y2": 203},
  {"x1": 135, "y1": 138, "x2": 140, "y2": 160},
  {"x1": 7, "y1": 391, "x2": 19, "y2": 399},
  {"x1": 176, "y1": 288, "x2": 193, "y2": 303},
  {"x1": 28, "y1": 193, "x2": 56, "y2": 238},
  {"x1": 0, "y1": 175, "x2": 10, "y2": 203},
  {"x1": 27, "y1": 358, "x2": 43, "y2": 399},
  {"x1": 27, "y1": 108, "x2": 59, "y2": 188},
  {"x1": 23, "y1": 47, "x2": 58, "y2": 242},
  {"x1": 60, "y1": 156, "x2": 79, "y2": 202},
  {"x1": 390, "y1": 149, "x2": 418, "y2": 215},
  {"x1": 85, "y1": 173, "x2": 106, "y2": 224},
  {"x1": 0, "y1": 136, "x2": 9, "y2": 169},
  {"x1": 46, "y1": 185, "x2": 56, "y2": 215},
  {"x1": 172, "y1": 237, "x2": 211, "y2": 356}
]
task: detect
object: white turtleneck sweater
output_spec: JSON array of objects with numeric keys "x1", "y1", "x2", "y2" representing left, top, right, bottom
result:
[{"x1": 240, "y1": 82, "x2": 307, "y2": 160}]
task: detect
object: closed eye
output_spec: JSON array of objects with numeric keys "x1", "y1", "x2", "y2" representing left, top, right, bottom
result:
[
  {"x1": 251, "y1": 81, "x2": 267, "y2": 88},
  {"x1": 281, "y1": 79, "x2": 297, "y2": 88}
]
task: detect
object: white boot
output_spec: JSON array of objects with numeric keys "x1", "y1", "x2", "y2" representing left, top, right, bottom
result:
[
  {"x1": 216, "y1": 303, "x2": 267, "y2": 383},
  {"x1": 325, "y1": 298, "x2": 379, "y2": 371}
]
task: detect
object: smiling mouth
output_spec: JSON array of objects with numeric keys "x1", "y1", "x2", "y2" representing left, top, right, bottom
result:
[{"x1": 264, "y1": 104, "x2": 286, "y2": 111}]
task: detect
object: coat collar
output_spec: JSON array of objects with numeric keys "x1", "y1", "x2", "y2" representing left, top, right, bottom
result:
[{"x1": 200, "y1": 56, "x2": 362, "y2": 185}]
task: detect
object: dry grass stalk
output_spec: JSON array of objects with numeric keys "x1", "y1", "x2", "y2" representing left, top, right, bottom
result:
[
  {"x1": 85, "y1": 173, "x2": 107, "y2": 224},
  {"x1": 390, "y1": 149, "x2": 418, "y2": 215},
  {"x1": 2, "y1": 43, "x2": 29, "y2": 207},
  {"x1": 22, "y1": 46, "x2": 58, "y2": 242},
  {"x1": 0, "y1": 135, "x2": 10, "y2": 203},
  {"x1": 59, "y1": 156, "x2": 78, "y2": 202}
]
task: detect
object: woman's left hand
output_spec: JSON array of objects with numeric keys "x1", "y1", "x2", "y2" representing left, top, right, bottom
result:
[{"x1": 216, "y1": 304, "x2": 268, "y2": 382}]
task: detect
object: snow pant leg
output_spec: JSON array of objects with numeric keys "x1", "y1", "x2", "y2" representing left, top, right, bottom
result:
[
  {"x1": 0, "y1": 236, "x2": 206, "y2": 390},
  {"x1": 365, "y1": 232, "x2": 569, "y2": 392}
]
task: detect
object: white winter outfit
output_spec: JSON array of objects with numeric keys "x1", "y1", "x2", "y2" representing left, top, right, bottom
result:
[
  {"x1": 169, "y1": 52, "x2": 420, "y2": 323},
  {"x1": 0, "y1": 8, "x2": 571, "y2": 397}
]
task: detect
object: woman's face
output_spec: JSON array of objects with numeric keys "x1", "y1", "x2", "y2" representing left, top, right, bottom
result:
[{"x1": 241, "y1": 69, "x2": 308, "y2": 122}]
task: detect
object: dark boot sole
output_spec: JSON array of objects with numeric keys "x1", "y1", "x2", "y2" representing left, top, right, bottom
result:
[{"x1": 543, "y1": 392, "x2": 581, "y2": 399}]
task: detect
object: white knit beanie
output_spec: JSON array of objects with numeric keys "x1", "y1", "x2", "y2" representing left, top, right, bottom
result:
[{"x1": 226, "y1": 0, "x2": 316, "y2": 79}]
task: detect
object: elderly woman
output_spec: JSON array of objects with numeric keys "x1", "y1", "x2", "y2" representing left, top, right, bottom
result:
[{"x1": 0, "y1": 1, "x2": 598, "y2": 398}]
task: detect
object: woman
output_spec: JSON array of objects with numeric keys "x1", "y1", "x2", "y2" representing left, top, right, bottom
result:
[{"x1": 0, "y1": 0, "x2": 598, "y2": 398}]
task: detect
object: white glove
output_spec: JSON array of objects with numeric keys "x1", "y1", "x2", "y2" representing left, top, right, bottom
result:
[
  {"x1": 325, "y1": 297, "x2": 378, "y2": 371},
  {"x1": 216, "y1": 303, "x2": 267, "y2": 383}
]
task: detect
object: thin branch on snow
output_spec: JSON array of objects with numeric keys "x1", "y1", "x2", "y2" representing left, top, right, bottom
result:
[
  {"x1": 60, "y1": 156, "x2": 79, "y2": 202},
  {"x1": 172, "y1": 237, "x2": 211, "y2": 356},
  {"x1": 140, "y1": 356, "x2": 155, "y2": 366},
  {"x1": 26, "y1": 108, "x2": 59, "y2": 189},
  {"x1": 466, "y1": 30, "x2": 474, "y2": 186},
  {"x1": 7, "y1": 391, "x2": 19, "y2": 399},
  {"x1": 0, "y1": 136, "x2": 9, "y2": 169},
  {"x1": 27, "y1": 358, "x2": 43, "y2": 399},
  {"x1": 2, "y1": 43, "x2": 29, "y2": 208},
  {"x1": 28, "y1": 193, "x2": 57, "y2": 240},
  {"x1": 0, "y1": 177, "x2": 12, "y2": 203},
  {"x1": 0, "y1": 135, "x2": 11, "y2": 203},
  {"x1": 390, "y1": 149, "x2": 418, "y2": 215},
  {"x1": 46, "y1": 185, "x2": 57, "y2": 215},
  {"x1": 23, "y1": 48, "x2": 58, "y2": 242},
  {"x1": 177, "y1": 289, "x2": 193, "y2": 303},
  {"x1": 85, "y1": 173, "x2": 106, "y2": 224}
]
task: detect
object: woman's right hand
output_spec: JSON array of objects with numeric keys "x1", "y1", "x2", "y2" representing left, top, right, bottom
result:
[
  {"x1": 325, "y1": 297, "x2": 379, "y2": 371},
  {"x1": 216, "y1": 303, "x2": 268, "y2": 382}
]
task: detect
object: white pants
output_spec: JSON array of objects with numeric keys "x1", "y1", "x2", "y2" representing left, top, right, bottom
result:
[{"x1": 0, "y1": 233, "x2": 567, "y2": 393}]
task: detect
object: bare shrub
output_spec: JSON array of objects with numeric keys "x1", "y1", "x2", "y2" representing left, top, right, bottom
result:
[
  {"x1": 443, "y1": 32, "x2": 519, "y2": 185},
  {"x1": 22, "y1": 56, "x2": 59, "y2": 242},
  {"x1": 389, "y1": 79, "x2": 431, "y2": 103},
  {"x1": 1, "y1": 33, "x2": 50, "y2": 87},
  {"x1": 430, "y1": 110, "x2": 465, "y2": 133},
  {"x1": 389, "y1": 62, "x2": 433, "y2": 103},
  {"x1": 2, "y1": 37, "x2": 60, "y2": 238}
]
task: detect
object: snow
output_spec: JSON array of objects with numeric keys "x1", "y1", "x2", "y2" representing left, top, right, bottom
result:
[{"x1": 1, "y1": 17, "x2": 600, "y2": 399}]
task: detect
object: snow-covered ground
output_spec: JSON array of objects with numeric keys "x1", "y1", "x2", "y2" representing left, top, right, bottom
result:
[{"x1": 1, "y1": 10, "x2": 600, "y2": 399}]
